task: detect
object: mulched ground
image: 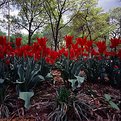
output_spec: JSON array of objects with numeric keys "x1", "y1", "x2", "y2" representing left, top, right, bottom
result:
[{"x1": 0, "y1": 81, "x2": 120, "y2": 121}]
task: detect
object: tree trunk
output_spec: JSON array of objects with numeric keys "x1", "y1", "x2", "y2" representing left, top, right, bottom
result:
[
  {"x1": 54, "y1": 26, "x2": 59, "y2": 51},
  {"x1": 28, "y1": 22, "x2": 32, "y2": 45},
  {"x1": 8, "y1": 1, "x2": 10, "y2": 42},
  {"x1": 119, "y1": 16, "x2": 121, "y2": 38},
  {"x1": 54, "y1": 40, "x2": 57, "y2": 51},
  {"x1": 28, "y1": 33, "x2": 32, "y2": 45},
  {"x1": 54, "y1": 13, "x2": 62, "y2": 51}
]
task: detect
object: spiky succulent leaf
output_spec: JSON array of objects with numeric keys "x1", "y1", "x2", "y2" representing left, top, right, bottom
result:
[
  {"x1": 104, "y1": 94, "x2": 111, "y2": 101},
  {"x1": 45, "y1": 72, "x2": 53, "y2": 81},
  {"x1": 104, "y1": 94, "x2": 120, "y2": 110},
  {"x1": 75, "y1": 76, "x2": 84, "y2": 87},
  {"x1": 68, "y1": 79, "x2": 77, "y2": 89},
  {"x1": 30, "y1": 64, "x2": 41, "y2": 82},
  {"x1": 0, "y1": 79, "x2": 4, "y2": 84},
  {"x1": 19, "y1": 91, "x2": 34, "y2": 109},
  {"x1": 109, "y1": 101, "x2": 120, "y2": 110},
  {"x1": 18, "y1": 65, "x2": 25, "y2": 82},
  {"x1": 32, "y1": 75, "x2": 44, "y2": 83}
]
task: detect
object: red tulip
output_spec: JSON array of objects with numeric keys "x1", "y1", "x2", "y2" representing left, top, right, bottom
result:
[
  {"x1": 110, "y1": 38, "x2": 120, "y2": 48},
  {"x1": 91, "y1": 49, "x2": 99, "y2": 56},
  {"x1": 82, "y1": 52, "x2": 88, "y2": 57},
  {"x1": 32, "y1": 42, "x2": 40, "y2": 52},
  {"x1": 70, "y1": 48, "x2": 75, "y2": 60},
  {"x1": 50, "y1": 50, "x2": 58, "y2": 60},
  {"x1": 104, "y1": 51, "x2": 116, "y2": 57},
  {"x1": 63, "y1": 50, "x2": 68, "y2": 58},
  {"x1": 96, "y1": 41, "x2": 106, "y2": 54},
  {"x1": 0, "y1": 53, "x2": 4, "y2": 59},
  {"x1": 58, "y1": 48, "x2": 66, "y2": 57},
  {"x1": 34, "y1": 52, "x2": 40, "y2": 61},
  {"x1": 64, "y1": 35, "x2": 73, "y2": 48},
  {"x1": 15, "y1": 37, "x2": 22, "y2": 47},
  {"x1": 0, "y1": 36, "x2": 7, "y2": 46},
  {"x1": 37, "y1": 37, "x2": 47, "y2": 47},
  {"x1": 5, "y1": 59, "x2": 10, "y2": 65},
  {"x1": 85, "y1": 40, "x2": 93, "y2": 52},
  {"x1": 76, "y1": 37, "x2": 87, "y2": 47},
  {"x1": 72, "y1": 43, "x2": 78, "y2": 50}
]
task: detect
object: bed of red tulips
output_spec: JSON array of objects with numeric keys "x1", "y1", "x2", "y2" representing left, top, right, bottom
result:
[{"x1": 0, "y1": 35, "x2": 121, "y2": 65}]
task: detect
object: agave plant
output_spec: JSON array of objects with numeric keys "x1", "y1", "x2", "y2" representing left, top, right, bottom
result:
[
  {"x1": 16, "y1": 57, "x2": 45, "y2": 109},
  {"x1": 54, "y1": 56, "x2": 85, "y2": 90}
]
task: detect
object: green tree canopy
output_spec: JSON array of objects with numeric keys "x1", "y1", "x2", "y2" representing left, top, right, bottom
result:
[
  {"x1": 71, "y1": 0, "x2": 114, "y2": 41},
  {"x1": 109, "y1": 7, "x2": 121, "y2": 38}
]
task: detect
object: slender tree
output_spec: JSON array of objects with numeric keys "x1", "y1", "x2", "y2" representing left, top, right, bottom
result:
[
  {"x1": 12, "y1": 0, "x2": 48, "y2": 45},
  {"x1": 7, "y1": 0, "x2": 10, "y2": 42},
  {"x1": 43, "y1": 0, "x2": 87, "y2": 50}
]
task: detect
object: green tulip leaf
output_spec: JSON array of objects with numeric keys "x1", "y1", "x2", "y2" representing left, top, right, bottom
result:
[
  {"x1": 16, "y1": 80, "x2": 25, "y2": 84},
  {"x1": 19, "y1": 91, "x2": 34, "y2": 109},
  {"x1": 68, "y1": 79, "x2": 77, "y2": 89},
  {"x1": 18, "y1": 65, "x2": 25, "y2": 82},
  {"x1": 0, "y1": 79, "x2": 4, "y2": 84},
  {"x1": 32, "y1": 75, "x2": 45, "y2": 82},
  {"x1": 75, "y1": 76, "x2": 84, "y2": 87},
  {"x1": 104, "y1": 94, "x2": 111, "y2": 101},
  {"x1": 46, "y1": 73, "x2": 53, "y2": 78},
  {"x1": 109, "y1": 101, "x2": 120, "y2": 110}
]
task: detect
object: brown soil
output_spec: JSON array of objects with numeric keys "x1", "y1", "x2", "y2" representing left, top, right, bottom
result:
[{"x1": 0, "y1": 81, "x2": 120, "y2": 121}]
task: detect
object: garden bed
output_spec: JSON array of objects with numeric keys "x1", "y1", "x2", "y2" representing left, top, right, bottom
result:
[
  {"x1": 1, "y1": 81, "x2": 120, "y2": 121},
  {"x1": 0, "y1": 36, "x2": 121, "y2": 121}
]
